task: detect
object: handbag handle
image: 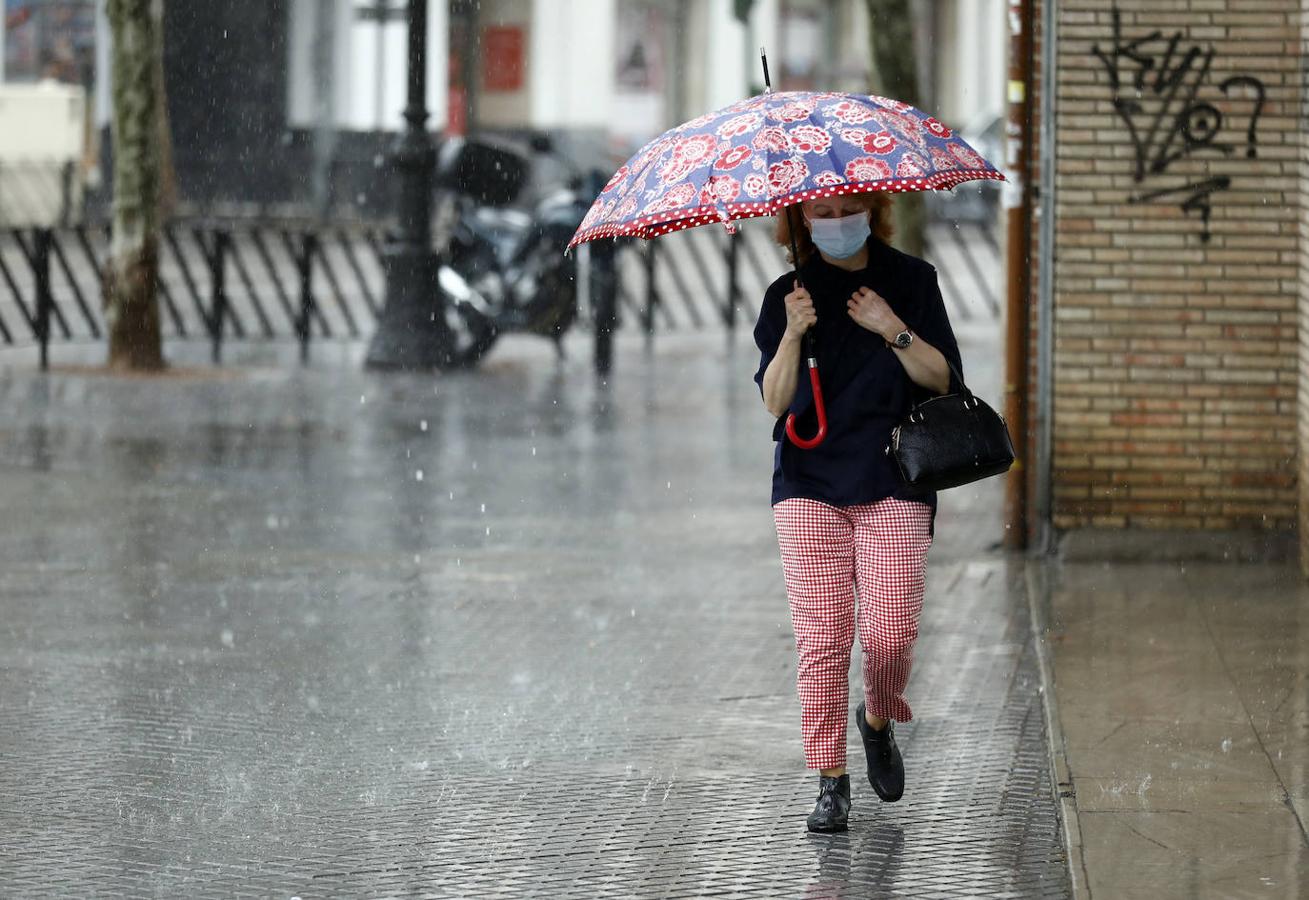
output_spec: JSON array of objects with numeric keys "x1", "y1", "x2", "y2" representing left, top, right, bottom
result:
[
  {"x1": 906, "y1": 355, "x2": 973, "y2": 409},
  {"x1": 942, "y1": 358, "x2": 971, "y2": 400}
]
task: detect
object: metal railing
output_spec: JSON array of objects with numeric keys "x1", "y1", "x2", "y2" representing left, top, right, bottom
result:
[
  {"x1": 0, "y1": 212, "x2": 1000, "y2": 372},
  {"x1": 0, "y1": 220, "x2": 388, "y2": 369},
  {"x1": 605, "y1": 216, "x2": 1001, "y2": 332}
]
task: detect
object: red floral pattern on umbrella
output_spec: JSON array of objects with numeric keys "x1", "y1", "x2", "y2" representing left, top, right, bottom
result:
[
  {"x1": 751, "y1": 126, "x2": 790, "y2": 153},
  {"x1": 657, "y1": 154, "x2": 695, "y2": 185},
  {"x1": 788, "y1": 125, "x2": 833, "y2": 155},
  {"x1": 930, "y1": 148, "x2": 960, "y2": 171},
  {"x1": 863, "y1": 131, "x2": 897, "y2": 155},
  {"x1": 923, "y1": 117, "x2": 953, "y2": 139},
  {"x1": 838, "y1": 128, "x2": 871, "y2": 149},
  {"x1": 768, "y1": 159, "x2": 810, "y2": 196},
  {"x1": 896, "y1": 153, "x2": 929, "y2": 178},
  {"x1": 568, "y1": 90, "x2": 1004, "y2": 248},
  {"x1": 677, "y1": 133, "x2": 718, "y2": 164},
  {"x1": 652, "y1": 182, "x2": 697, "y2": 212},
  {"x1": 715, "y1": 145, "x2": 753, "y2": 170},
  {"x1": 716, "y1": 112, "x2": 763, "y2": 138},
  {"x1": 824, "y1": 100, "x2": 876, "y2": 124},
  {"x1": 874, "y1": 95, "x2": 912, "y2": 112},
  {"x1": 844, "y1": 156, "x2": 892, "y2": 182},
  {"x1": 766, "y1": 97, "x2": 818, "y2": 123},
  {"x1": 699, "y1": 174, "x2": 742, "y2": 206},
  {"x1": 950, "y1": 143, "x2": 986, "y2": 169}
]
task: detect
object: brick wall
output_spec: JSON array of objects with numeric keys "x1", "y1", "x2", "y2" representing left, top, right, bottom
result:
[
  {"x1": 1300, "y1": 4, "x2": 1309, "y2": 572},
  {"x1": 1047, "y1": 1, "x2": 1300, "y2": 536}
]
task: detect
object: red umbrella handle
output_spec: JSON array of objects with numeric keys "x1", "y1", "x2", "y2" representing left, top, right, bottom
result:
[{"x1": 785, "y1": 358, "x2": 827, "y2": 449}]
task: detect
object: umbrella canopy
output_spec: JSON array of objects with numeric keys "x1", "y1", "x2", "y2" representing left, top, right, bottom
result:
[{"x1": 568, "y1": 90, "x2": 1003, "y2": 249}]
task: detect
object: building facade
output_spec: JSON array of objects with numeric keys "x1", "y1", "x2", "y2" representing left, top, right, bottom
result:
[
  {"x1": 85, "y1": 0, "x2": 1005, "y2": 215},
  {"x1": 1025, "y1": 0, "x2": 1302, "y2": 565}
]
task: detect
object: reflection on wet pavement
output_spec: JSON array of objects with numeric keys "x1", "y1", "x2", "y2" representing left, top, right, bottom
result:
[{"x1": 0, "y1": 331, "x2": 1066, "y2": 896}]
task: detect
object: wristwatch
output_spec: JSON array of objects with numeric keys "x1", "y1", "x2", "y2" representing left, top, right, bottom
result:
[{"x1": 890, "y1": 328, "x2": 914, "y2": 349}]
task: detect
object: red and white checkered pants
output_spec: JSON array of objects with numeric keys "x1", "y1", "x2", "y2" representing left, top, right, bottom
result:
[{"x1": 772, "y1": 496, "x2": 934, "y2": 771}]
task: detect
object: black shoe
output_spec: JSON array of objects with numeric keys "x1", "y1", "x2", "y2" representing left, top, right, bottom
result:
[
  {"x1": 805, "y1": 774, "x2": 850, "y2": 833},
  {"x1": 855, "y1": 701, "x2": 904, "y2": 802}
]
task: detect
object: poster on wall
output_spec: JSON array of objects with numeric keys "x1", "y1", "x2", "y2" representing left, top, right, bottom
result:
[
  {"x1": 610, "y1": 0, "x2": 665, "y2": 151},
  {"x1": 482, "y1": 25, "x2": 524, "y2": 92}
]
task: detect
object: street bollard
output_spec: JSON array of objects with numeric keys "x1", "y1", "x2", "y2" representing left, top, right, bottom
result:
[
  {"x1": 298, "y1": 232, "x2": 317, "y2": 365},
  {"x1": 33, "y1": 227, "x2": 52, "y2": 372},
  {"x1": 59, "y1": 162, "x2": 74, "y2": 228},
  {"x1": 725, "y1": 232, "x2": 739, "y2": 331},
  {"x1": 643, "y1": 240, "x2": 657, "y2": 341},
  {"x1": 210, "y1": 229, "x2": 230, "y2": 366},
  {"x1": 591, "y1": 239, "x2": 617, "y2": 376}
]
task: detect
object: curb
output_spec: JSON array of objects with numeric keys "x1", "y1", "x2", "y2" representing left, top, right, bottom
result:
[{"x1": 1025, "y1": 558, "x2": 1092, "y2": 900}]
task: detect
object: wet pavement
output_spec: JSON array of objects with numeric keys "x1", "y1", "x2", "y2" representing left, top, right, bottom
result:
[
  {"x1": 0, "y1": 326, "x2": 1068, "y2": 898},
  {"x1": 1037, "y1": 559, "x2": 1309, "y2": 899}
]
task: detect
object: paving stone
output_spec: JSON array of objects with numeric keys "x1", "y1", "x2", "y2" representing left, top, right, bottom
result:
[{"x1": 0, "y1": 331, "x2": 1067, "y2": 897}]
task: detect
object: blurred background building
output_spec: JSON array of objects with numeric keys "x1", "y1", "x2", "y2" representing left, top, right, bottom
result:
[
  {"x1": 1, "y1": 0, "x2": 1007, "y2": 222},
  {"x1": 16, "y1": 1, "x2": 1303, "y2": 570}
]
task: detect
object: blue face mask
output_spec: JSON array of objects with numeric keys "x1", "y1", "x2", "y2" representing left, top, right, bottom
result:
[{"x1": 806, "y1": 211, "x2": 870, "y2": 260}]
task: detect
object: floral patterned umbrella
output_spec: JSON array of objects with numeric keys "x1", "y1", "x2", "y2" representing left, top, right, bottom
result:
[{"x1": 567, "y1": 90, "x2": 1004, "y2": 249}]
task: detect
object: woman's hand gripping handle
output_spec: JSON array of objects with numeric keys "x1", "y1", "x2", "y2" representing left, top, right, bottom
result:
[{"x1": 779, "y1": 281, "x2": 827, "y2": 449}]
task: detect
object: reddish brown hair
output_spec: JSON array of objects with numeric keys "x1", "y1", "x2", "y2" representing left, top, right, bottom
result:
[{"x1": 773, "y1": 192, "x2": 894, "y2": 266}]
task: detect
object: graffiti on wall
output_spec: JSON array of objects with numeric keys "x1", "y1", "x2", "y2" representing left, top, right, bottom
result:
[{"x1": 1092, "y1": 8, "x2": 1266, "y2": 242}]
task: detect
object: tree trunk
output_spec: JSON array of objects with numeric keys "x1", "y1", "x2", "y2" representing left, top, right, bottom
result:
[
  {"x1": 154, "y1": 2, "x2": 177, "y2": 219},
  {"x1": 865, "y1": 0, "x2": 925, "y2": 259},
  {"x1": 104, "y1": 0, "x2": 165, "y2": 371}
]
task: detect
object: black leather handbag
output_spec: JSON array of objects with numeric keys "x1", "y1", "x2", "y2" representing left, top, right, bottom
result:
[{"x1": 885, "y1": 359, "x2": 1015, "y2": 492}]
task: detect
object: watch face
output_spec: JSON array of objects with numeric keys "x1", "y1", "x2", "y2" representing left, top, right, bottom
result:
[{"x1": 894, "y1": 330, "x2": 913, "y2": 348}]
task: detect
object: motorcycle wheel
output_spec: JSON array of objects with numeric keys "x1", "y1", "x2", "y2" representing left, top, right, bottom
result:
[
  {"x1": 522, "y1": 247, "x2": 579, "y2": 340},
  {"x1": 437, "y1": 266, "x2": 501, "y2": 369}
]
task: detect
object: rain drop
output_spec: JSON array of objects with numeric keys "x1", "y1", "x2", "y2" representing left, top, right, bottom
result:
[
  {"x1": 420, "y1": 420, "x2": 428, "y2": 431},
  {"x1": 416, "y1": 470, "x2": 424, "y2": 481}
]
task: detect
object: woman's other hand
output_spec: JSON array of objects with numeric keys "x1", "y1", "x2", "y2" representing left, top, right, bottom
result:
[
  {"x1": 848, "y1": 286, "x2": 906, "y2": 342},
  {"x1": 783, "y1": 281, "x2": 817, "y2": 340}
]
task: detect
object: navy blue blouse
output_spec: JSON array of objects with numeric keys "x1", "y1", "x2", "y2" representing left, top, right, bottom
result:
[{"x1": 752, "y1": 237, "x2": 965, "y2": 536}]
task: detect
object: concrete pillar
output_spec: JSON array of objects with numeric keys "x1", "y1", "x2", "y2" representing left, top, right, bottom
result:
[
  {"x1": 529, "y1": 0, "x2": 615, "y2": 129},
  {"x1": 703, "y1": 0, "x2": 749, "y2": 111}
]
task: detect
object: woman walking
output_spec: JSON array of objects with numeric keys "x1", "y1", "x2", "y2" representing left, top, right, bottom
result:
[{"x1": 753, "y1": 191, "x2": 963, "y2": 833}]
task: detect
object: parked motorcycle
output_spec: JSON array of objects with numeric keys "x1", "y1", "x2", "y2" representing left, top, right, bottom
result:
[{"x1": 432, "y1": 133, "x2": 593, "y2": 367}]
